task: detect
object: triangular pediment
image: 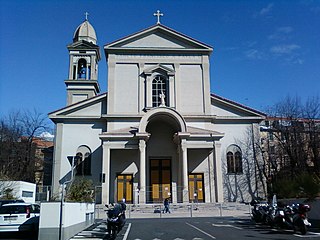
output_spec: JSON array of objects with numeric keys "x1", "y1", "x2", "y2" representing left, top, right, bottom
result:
[
  {"x1": 211, "y1": 94, "x2": 266, "y2": 120},
  {"x1": 143, "y1": 64, "x2": 175, "y2": 75},
  {"x1": 105, "y1": 24, "x2": 212, "y2": 53},
  {"x1": 49, "y1": 93, "x2": 107, "y2": 120}
]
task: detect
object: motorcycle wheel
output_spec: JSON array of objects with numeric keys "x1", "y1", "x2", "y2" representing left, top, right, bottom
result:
[
  {"x1": 108, "y1": 224, "x2": 117, "y2": 240},
  {"x1": 110, "y1": 228, "x2": 117, "y2": 239},
  {"x1": 300, "y1": 225, "x2": 307, "y2": 235}
]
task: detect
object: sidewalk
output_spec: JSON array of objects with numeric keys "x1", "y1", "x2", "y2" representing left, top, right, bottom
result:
[{"x1": 69, "y1": 220, "x2": 108, "y2": 240}]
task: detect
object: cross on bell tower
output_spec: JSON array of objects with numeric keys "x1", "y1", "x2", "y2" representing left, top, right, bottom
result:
[
  {"x1": 153, "y1": 10, "x2": 163, "y2": 24},
  {"x1": 85, "y1": 12, "x2": 89, "y2": 21}
]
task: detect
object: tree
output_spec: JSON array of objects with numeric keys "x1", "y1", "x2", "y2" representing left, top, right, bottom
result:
[
  {"x1": 0, "y1": 109, "x2": 52, "y2": 183},
  {"x1": 263, "y1": 95, "x2": 320, "y2": 199}
]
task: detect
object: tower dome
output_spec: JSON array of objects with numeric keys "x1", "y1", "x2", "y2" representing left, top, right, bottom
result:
[{"x1": 73, "y1": 19, "x2": 97, "y2": 44}]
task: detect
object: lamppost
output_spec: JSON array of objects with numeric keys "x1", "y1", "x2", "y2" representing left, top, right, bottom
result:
[{"x1": 58, "y1": 155, "x2": 78, "y2": 240}]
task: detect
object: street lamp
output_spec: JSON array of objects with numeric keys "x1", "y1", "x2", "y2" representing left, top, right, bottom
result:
[{"x1": 58, "y1": 155, "x2": 78, "y2": 240}]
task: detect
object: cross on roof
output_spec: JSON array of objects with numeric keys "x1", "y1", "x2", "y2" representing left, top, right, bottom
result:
[
  {"x1": 85, "y1": 12, "x2": 89, "y2": 21},
  {"x1": 153, "y1": 10, "x2": 163, "y2": 24}
]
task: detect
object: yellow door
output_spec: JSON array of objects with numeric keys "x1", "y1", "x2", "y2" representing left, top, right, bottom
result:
[
  {"x1": 188, "y1": 174, "x2": 204, "y2": 203},
  {"x1": 150, "y1": 159, "x2": 171, "y2": 203},
  {"x1": 117, "y1": 174, "x2": 133, "y2": 203}
]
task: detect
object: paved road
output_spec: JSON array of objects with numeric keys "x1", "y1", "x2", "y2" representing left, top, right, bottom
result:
[
  {"x1": 3, "y1": 217, "x2": 319, "y2": 240},
  {"x1": 119, "y1": 217, "x2": 320, "y2": 240}
]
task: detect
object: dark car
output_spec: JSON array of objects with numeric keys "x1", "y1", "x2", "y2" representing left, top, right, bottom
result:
[{"x1": 0, "y1": 199, "x2": 24, "y2": 207}]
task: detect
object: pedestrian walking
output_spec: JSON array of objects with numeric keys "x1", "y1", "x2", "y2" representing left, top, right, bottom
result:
[{"x1": 163, "y1": 198, "x2": 171, "y2": 213}]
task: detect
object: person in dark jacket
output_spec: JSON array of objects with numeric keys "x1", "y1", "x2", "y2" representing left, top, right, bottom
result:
[{"x1": 163, "y1": 198, "x2": 171, "y2": 213}]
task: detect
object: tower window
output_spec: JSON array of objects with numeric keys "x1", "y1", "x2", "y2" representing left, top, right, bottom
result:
[
  {"x1": 152, "y1": 75, "x2": 168, "y2": 107},
  {"x1": 78, "y1": 59, "x2": 87, "y2": 79}
]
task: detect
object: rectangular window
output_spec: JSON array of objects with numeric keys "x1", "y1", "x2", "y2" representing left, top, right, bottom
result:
[{"x1": 22, "y1": 191, "x2": 33, "y2": 198}]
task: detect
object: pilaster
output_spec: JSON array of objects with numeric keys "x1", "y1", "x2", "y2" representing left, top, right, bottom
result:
[
  {"x1": 202, "y1": 55, "x2": 211, "y2": 114},
  {"x1": 214, "y1": 141, "x2": 224, "y2": 202},
  {"x1": 102, "y1": 143, "x2": 111, "y2": 204}
]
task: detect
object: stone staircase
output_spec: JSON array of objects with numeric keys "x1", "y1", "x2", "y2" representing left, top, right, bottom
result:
[{"x1": 94, "y1": 202, "x2": 251, "y2": 219}]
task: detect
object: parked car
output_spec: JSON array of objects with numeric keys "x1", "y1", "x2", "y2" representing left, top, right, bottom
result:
[
  {"x1": 0, "y1": 203, "x2": 40, "y2": 233},
  {"x1": 0, "y1": 199, "x2": 24, "y2": 207}
]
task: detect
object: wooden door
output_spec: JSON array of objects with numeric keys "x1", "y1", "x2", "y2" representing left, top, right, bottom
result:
[
  {"x1": 150, "y1": 159, "x2": 171, "y2": 203},
  {"x1": 117, "y1": 174, "x2": 133, "y2": 203},
  {"x1": 188, "y1": 173, "x2": 204, "y2": 203}
]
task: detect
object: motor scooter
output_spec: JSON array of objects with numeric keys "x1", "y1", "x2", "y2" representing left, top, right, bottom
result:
[
  {"x1": 105, "y1": 202, "x2": 126, "y2": 239},
  {"x1": 266, "y1": 196, "x2": 311, "y2": 235},
  {"x1": 250, "y1": 199, "x2": 270, "y2": 224},
  {"x1": 292, "y1": 203, "x2": 311, "y2": 235}
]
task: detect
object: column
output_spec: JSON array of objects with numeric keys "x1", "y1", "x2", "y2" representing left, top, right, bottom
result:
[
  {"x1": 139, "y1": 139, "x2": 146, "y2": 203},
  {"x1": 214, "y1": 141, "x2": 224, "y2": 202},
  {"x1": 181, "y1": 139, "x2": 189, "y2": 203},
  {"x1": 208, "y1": 150, "x2": 216, "y2": 203},
  {"x1": 102, "y1": 143, "x2": 110, "y2": 204}
]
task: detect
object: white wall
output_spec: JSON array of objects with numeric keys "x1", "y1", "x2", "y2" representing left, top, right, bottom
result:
[
  {"x1": 114, "y1": 63, "x2": 139, "y2": 113},
  {"x1": 179, "y1": 65, "x2": 204, "y2": 114},
  {"x1": 38, "y1": 202, "x2": 95, "y2": 240}
]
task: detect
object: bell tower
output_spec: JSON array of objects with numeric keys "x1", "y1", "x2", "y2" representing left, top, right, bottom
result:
[{"x1": 65, "y1": 13, "x2": 101, "y2": 105}]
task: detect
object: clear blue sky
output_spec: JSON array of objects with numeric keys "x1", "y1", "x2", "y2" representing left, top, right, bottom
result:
[{"x1": 1, "y1": 0, "x2": 319, "y2": 118}]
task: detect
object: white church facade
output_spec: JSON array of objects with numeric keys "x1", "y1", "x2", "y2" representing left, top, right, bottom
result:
[{"x1": 49, "y1": 14, "x2": 265, "y2": 204}]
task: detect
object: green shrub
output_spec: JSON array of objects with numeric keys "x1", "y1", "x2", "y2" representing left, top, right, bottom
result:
[
  {"x1": 66, "y1": 178, "x2": 94, "y2": 203},
  {"x1": 296, "y1": 173, "x2": 320, "y2": 199},
  {"x1": 272, "y1": 173, "x2": 320, "y2": 199},
  {"x1": 273, "y1": 178, "x2": 297, "y2": 199}
]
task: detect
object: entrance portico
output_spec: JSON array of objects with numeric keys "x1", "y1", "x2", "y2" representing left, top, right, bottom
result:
[{"x1": 99, "y1": 107, "x2": 224, "y2": 204}]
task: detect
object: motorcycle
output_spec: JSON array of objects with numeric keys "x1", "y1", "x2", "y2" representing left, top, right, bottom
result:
[
  {"x1": 105, "y1": 202, "x2": 126, "y2": 239},
  {"x1": 266, "y1": 195, "x2": 311, "y2": 235},
  {"x1": 250, "y1": 199, "x2": 270, "y2": 224}
]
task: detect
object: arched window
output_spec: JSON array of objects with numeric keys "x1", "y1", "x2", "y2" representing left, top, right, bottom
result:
[
  {"x1": 226, "y1": 145, "x2": 243, "y2": 174},
  {"x1": 75, "y1": 145, "x2": 91, "y2": 176},
  {"x1": 152, "y1": 75, "x2": 168, "y2": 107},
  {"x1": 227, "y1": 152, "x2": 234, "y2": 173}
]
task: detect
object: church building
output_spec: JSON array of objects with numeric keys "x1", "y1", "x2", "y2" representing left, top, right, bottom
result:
[{"x1": 49, "y1": 12, "x2": 265, "y2": 204}]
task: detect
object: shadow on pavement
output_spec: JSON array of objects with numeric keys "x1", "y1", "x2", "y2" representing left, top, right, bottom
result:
[
  {"x1": 0, "y1": 231, "x2": 38, "y2": 240},
  {"x1": 233, "y1": 216, "x2": 320, "y2": 237}
]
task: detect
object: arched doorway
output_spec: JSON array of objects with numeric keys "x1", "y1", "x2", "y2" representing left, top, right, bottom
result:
[{"x1": 145, "y1": 115, "x2": 182, "y2": 203}]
